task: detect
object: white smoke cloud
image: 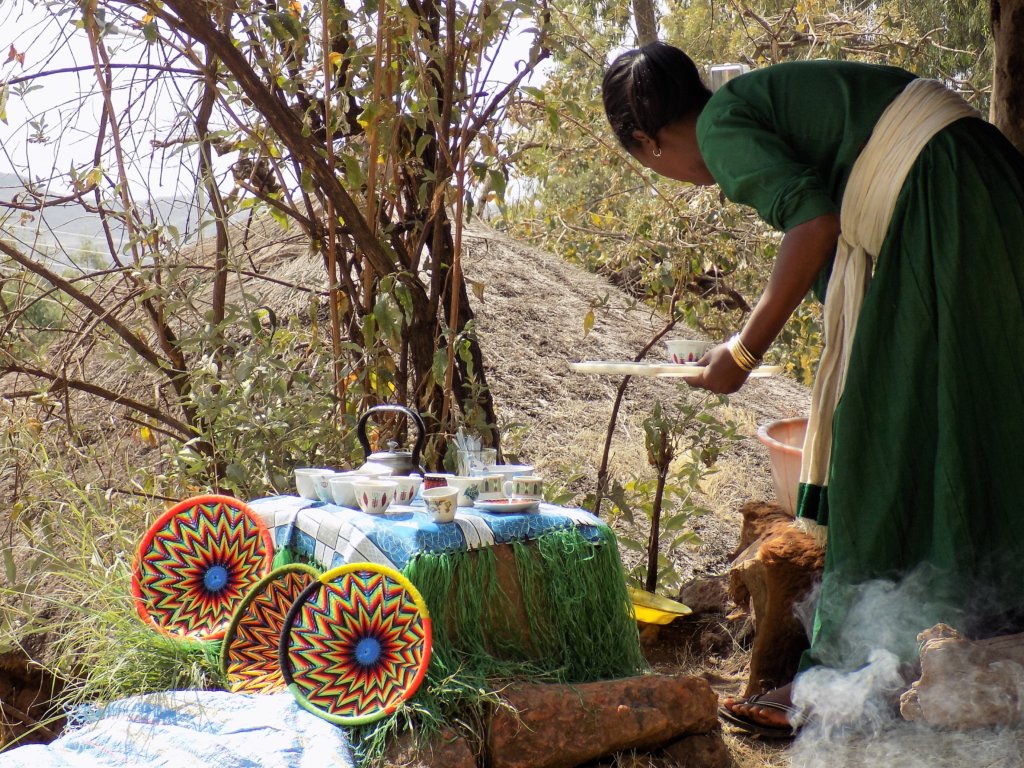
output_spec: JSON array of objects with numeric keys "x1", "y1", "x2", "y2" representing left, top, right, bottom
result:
[{"x1": 786, "y1": 567, "x2": 1024, "y2": 767}]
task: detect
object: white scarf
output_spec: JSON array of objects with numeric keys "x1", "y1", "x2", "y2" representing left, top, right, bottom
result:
[{"x1": 797, "y1": 79, "x2": 980, "y2": 547}]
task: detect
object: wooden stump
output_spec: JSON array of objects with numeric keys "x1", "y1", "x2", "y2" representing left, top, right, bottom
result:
[
  {"x1": 729, "y1": 502, "x2": 824, "y2": 697},
  {"x1": 486, "y1": 675, "x2": 718, "y2": 768},
  {"x1": 901, "y1": 624, "x2": 1024, "y2": 728}
]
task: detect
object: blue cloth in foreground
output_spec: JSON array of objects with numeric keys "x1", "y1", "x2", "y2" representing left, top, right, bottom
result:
[
  {"x1": 249, "y1": 495, "x2": 608, "y2": 571},
  {"x1": 0, "y1": 690, "x2": 355, "y2": 768}
]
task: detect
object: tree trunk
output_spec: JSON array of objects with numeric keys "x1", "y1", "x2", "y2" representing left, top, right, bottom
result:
[
  {"x1": 633, "y1": 0, "x2": 659, "y2": 46},
  {"x1": 990, "y1": 0, "x2": 1024, "y2": 153}
]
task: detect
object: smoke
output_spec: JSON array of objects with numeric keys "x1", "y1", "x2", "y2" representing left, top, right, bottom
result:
[{"x1": 786, "y1": 566, "x2": 1024, "y2": 768}]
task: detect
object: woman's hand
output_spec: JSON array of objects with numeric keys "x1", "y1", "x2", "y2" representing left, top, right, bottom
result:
[
  {"x1": 682, "y1": 343, "x2": 750, "y2": 394},
  {"x1": 682, "y1": 213, "x2": 841, "y2": 394}
]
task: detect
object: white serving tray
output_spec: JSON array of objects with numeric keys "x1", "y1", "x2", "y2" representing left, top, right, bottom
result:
[{"x1": 569, "y1": 361, "x2": 783, "y2": 378}]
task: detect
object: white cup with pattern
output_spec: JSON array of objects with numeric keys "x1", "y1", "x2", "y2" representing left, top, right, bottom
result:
[
  {"x1": 422, "y1": 486, "x2": 459, "y2": 523},
  {"x1": 352, "y1": 479, "x2": 399, "y2": 515},
  {"x1": 390, "y1": 475, "x2": 423, "y2": 505},
  {"x1": 503, "y1": 475, "x2": 543, "y2": 501}
]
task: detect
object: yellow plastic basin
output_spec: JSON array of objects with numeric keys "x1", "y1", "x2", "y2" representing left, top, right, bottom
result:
[{"x1": 627, "y1": 587, "x2": 692, "y2": 626}]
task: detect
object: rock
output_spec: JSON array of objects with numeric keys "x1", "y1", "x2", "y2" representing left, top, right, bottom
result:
[
  {"x1": 383, "y1": 727, "x2": 477, "y2": 768},
  {"x1": 677, "y1": 576, "x2": 731, "y2": 616},
  {"x1": 698, "y1": 626, "x2": 732, "y2": 657},
  {"x1": 0, "y1": 649, "x2": 63, "y2": 748},
  {"x1": 661, "y1": 732, "x2": 733, "y2": 768},
  {"x1": 487, "y1": 674, "x2": 718, "y2": 768}
]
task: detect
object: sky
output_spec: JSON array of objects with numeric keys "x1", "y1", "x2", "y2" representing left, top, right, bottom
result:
[{"x1": 0, "y1": 2, "x2": 544, "y2": 200}]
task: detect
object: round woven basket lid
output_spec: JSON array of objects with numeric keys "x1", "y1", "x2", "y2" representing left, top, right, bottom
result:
[
  {"x1": 279, "y1": 562, "x2": 433, "y2": 726},
  {"x1": 222, "y1": 563, "x2": 321, "y2": 694},
  {"x1": 131, "y1": 494, "x2": 274, "y2": 642}
]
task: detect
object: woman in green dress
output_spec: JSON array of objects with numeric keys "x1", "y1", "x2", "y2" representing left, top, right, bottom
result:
[{"x1": 603, "y1": 42, "x2": 1024, "y2": 735}]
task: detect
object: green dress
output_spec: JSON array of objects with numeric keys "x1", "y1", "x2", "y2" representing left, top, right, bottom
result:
[{"x1": 697, "y1": 61, "x2": 1024, "y2": 671}]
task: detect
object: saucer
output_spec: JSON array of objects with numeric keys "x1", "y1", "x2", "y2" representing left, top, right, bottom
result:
[{"x1": 474, "y1": 498, "x2": 539, "y2": 514}]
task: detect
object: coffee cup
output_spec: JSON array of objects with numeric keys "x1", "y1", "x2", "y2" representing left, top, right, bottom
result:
[
  {"x1": 327, "y1": 471, "x2": 362, "y2": 508},
  {"x1": 422, "y1": 486, "x2": 459, "y2": 523},
  {"x1": 447, "y1": 476, "x2": 483, "y2": 507},
  {"x1": 503, "y1": 475, "x2": 543, "y2": 500},
  {"x1": 475, "y1": 474, "x2": 504, "y2": 500},
  {"x1": 423, "y1": 472, "x2": 454, "y2": 491},
  {"x1": 294, "y1": 467, "x2": 336, "y2": 500},
  {"x1": 351, "y1": 479, "x2": 399, "y2": 515},
  {"x1": 390, "y1": 475, "x2": 423, "y2": 505},
  {"x1": 665, "y1": 339, "x2": 712, "y2": 364}
]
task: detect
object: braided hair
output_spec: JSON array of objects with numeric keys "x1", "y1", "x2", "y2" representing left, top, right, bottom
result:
[{"x1": 602, "y1": 42, "x2": 712, "y2": 151}]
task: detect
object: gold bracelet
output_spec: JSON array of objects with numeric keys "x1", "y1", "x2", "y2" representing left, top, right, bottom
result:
[{"x1": 727, "y1": 333, "x2": 760, "y2": 372}]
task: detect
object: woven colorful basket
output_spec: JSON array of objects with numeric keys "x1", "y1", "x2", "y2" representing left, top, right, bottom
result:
[
  {"x1": 222, "y1": 563, "x2": 320, "y2": 694},
  {"x1": 131, "y1": 495, "x2": 273, "y2": 642},
  {"x1": 279, "y1": 562, "x2": 432, "y2": 726}
]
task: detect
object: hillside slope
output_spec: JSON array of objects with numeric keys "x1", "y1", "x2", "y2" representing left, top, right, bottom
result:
[{"x1": 241, "y1": 214, "x2": 811, "y2": 580}]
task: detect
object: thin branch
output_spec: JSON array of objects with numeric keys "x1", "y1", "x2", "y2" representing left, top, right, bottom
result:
[
  {"x1": 0, "y1": 240, "x2": 167, "y2": 374},
  {"x1": 1, "y1": 63, "x2": 199, "y2": 87},
  {"x1": 1, "y1": 362, "x2": 193, "y2": 439}
]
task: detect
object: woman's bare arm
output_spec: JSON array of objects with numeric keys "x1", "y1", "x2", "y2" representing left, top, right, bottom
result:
[{"x1": 685, "y1": 212, "x2": 840, "y2": 394}]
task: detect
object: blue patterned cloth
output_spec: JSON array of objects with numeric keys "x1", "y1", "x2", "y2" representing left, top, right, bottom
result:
[
  {"x1": 248, "y1": 496, "x2": 608, "y2": 571},
  {"x1": 0, "y1": 691, "x2": 354, "y2": 768}
]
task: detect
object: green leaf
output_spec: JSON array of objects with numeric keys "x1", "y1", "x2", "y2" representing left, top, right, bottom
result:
[
  {"x1": 546, "y1": 104, "x2": 560, "y2": 131},
  {"x1": 2, "y1": 546, "x2": 15, "y2": 583},
  {"x1": 431, "y1": 348, "x2": 448, "y2": 387},
  {"x1": 0, "y1": 84, "x2": 8, "y2": 125},
  {"x1": 616, "y1": 536, "x2": 645, "y2": 553},
  {"x1": 373, "y1": 297, "x2": 399, "y2": 341},
  {"x1": 267, "y1": 205, "x2": 289, "y2": 230},
  {"x1": 343, "y1": 153, "x2": 366, "y2": 187},
  {"x1": 394, "y1": 282, "x2": 414, "y2": 321},
  {"x1": 488, "y1": 168, "x2": 507, "y2": 198},
  {"x1": 415, "y1": 134, "x2": 432, "y2": 158},
  {"x1": 661, "y1": 513, "x2": 694, "y2": 533}
]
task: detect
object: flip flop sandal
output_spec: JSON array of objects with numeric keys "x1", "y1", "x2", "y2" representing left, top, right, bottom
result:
[{"x1": 718, "y1": 693, "x2": 803, "y2": 739}]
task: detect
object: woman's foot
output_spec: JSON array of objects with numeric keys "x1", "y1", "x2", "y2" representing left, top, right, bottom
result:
[{"x1": 719, "y1": 683, "x2": 799, "y2": 735}]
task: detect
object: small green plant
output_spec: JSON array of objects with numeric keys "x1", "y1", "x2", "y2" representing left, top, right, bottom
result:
[{"x1": 604, "y1": 390, "x2": 739, "y2": 594}]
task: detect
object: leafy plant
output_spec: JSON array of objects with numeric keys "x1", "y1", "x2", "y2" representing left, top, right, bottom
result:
[
  {"x1": 603, "y1": 390, "x2": 739, "y2": 594},
  {"x1": 1, "y1": 0, "x2": 553, "y2": 498},
  {"x1": 0, "y1": 439, "x2": 223, "y2": 734}
]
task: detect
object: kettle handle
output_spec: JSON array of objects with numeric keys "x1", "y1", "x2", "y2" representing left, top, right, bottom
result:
[{"x1": 356, "y1": 404, "x2": 426, "y2": 467}]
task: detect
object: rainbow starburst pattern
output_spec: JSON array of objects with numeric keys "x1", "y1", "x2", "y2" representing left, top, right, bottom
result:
[
  {"x1": 222, "y1": 564, "x2": 319, "y2": 694},
  {"x1": 281, "y1": 563, "x2": 432, "y2": 726},
  {"x1": 132, "y1": 495, "x2": 273, "y2": 641}
]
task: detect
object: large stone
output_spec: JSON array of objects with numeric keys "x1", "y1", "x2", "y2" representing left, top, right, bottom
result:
[
  {"x1": 661, "y1": 732, "x2": 733, "y2": 768},
  {"x1": 677, "y1": 575, "x2": 731, "y2": 616},
  {"x1": 487, "y1": 674, "x2": 718, "y2": 768},
  {"x1": 382, "y1": 727, "x2": 477, "y2": 768}
]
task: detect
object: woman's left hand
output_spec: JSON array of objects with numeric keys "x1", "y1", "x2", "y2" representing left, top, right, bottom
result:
[{"x1": 682, "y1": 343, "x2": 750, "y2": 394}]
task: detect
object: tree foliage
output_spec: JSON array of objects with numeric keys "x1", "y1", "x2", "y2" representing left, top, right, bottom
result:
[
  {"x1": 500, "y1": 0, "x2": 994, "y2": 380},
  {"x1": 1, "y1": 0, "x2": 549, "y2": 497}
]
